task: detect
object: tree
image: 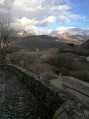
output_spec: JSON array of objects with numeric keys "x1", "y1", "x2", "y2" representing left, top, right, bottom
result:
[{"x1": 0, "y1": 19, "x2": 15, "y2": 63}]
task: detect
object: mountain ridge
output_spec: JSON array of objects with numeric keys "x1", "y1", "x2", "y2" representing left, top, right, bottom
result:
[{"x1": 18, "y1": 30, "x2": 89, "y2": 44}]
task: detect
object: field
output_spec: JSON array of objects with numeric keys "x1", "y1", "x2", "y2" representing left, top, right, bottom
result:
[
  {"x1": 10, "y1": 47, "x2": 89, "y2": 83},
  {"x1": 8, "y1": 36, "x2": 89, "y2": 83},
  {"x1": 10, "y1": 49, "x2": 58, "y2": 74}
]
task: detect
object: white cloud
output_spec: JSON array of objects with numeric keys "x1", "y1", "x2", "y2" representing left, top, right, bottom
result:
[
  {"x1": 0, "y1": 0, "x2": 86, "y2": 34},
  {"x1": 24, "y1": 25, "x2": 43, "y2": 35},
  {"x1": 57, "y1": 26, "x2": 74, "y2": 31},
  {"x1": 55, "y1": 26, "x2": 89, "y2": 35},
  {"x1": 18, "y1": 17, "x2": 39, "y2": 26},
  {"x1": 41, "y1": 16, "x2": 56, "y2": 25},
  {"x1": 13, "y1": 17, "x2": 51, "y2": 35},
  {"x1": 11, "y1": 0, "x2": 84, "y2": 22},
  {"x1": 0, "y1": 0, "x2": 15, "y2": 10},
  {"x1": 55, "y1": 5, "x2": 71, "y2": 11}
]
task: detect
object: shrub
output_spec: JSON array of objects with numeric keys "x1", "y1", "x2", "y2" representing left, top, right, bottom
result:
[
  {"x1": 46, "y1": 54, "x2": 81, "y2": 72},
  {"x1": 70, "y1": 71, "x2": 89, "y2": 83}
]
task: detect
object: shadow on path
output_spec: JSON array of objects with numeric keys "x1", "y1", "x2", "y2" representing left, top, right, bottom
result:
[{"x1": 0, "y1": 69, "x2": 48, "y2": 119}]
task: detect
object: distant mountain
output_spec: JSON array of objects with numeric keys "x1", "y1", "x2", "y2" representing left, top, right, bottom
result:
[
  {"x1": 82, "y1": 39, "x2": 89, "y2": 49},
  {"x1": 9, "y1": 35, "x2": 65, "y2": 52},
  {"x1": 56, "y1": 32, "x2": 88, "y2": 44},
  {"x1": 17, "y1": 29, "x2": 89, "y2": 44}
]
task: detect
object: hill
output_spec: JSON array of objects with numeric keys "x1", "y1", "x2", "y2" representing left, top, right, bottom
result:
[
  {"x1": 56, "y1": 32, "x2": 88, "y2": 44},
  {"x1": 8, "y1": 35, "x2": 65, "y2": 52},
  {"x1": 82, "y1": 39, "x2": 89, "y2": 49}
]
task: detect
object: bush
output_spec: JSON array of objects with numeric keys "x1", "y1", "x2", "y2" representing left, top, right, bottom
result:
[
  {"x1": 46, "y1": 54, "x2": 81, "y2": 72},
  {"x1": 70, "y1": 71, "x2": 89, "y2": 83},
  {"x1": 67, "y1": 43, "x2": 75, "y2": 47}
]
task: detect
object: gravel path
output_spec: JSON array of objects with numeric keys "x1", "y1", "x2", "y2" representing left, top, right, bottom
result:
[{"x1": 0, "y1": 69, "x2": 48, "y2": 119}]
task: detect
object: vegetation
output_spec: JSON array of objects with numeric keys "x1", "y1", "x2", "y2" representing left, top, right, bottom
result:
[
  {"x1": 45, "y1": 53, "x2": 89, "y2": 83},
  {"x1": 82, "y1": 39, "x2": 89, "y2": 49},
  {"x1": 10, "y1": 50, "x2": 56, "y2": 74},
  {"x1": 9, "y1": 35, "x2": 65, "y2": 53},
  {"x1": 67, "y1": 43, "x2": 75, "y2": 47},
  {"x1": 59, "y1": 45, "x2": 89, "y2": 56},
  {"x1": 9, "y1": 36, "x2": 89, "y2": 83},
  {"x1": 0, "y1": 19, "x2": 15, "y2": 63}
]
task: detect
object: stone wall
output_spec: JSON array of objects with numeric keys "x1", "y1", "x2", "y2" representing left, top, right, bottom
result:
[
  {"x1": 0, "y1": 64, "x2": 65, "y2": 118},
  {"x1": 0, "y1": 64, "x2": 89, "y2": 119},
  {"x1": 61, "y1": 76, "x2": 89, "y2": 103}
]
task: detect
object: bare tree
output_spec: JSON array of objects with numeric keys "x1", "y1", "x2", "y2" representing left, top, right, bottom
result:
[{"x1": 0, "y1": 19, "x2": 15, "y2": 63}]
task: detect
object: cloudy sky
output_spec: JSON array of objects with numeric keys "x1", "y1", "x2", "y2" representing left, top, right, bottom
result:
[{"x1": 0, "y1": 0, "x2": 89, "y2": 35}]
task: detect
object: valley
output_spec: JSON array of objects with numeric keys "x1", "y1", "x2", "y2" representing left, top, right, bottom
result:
[{"x1": 9, "y1": 35, "x2": 89, "y2": 83}]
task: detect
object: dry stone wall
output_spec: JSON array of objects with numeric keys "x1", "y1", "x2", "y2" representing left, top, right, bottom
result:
[
  {"x1": 0, "y1": 64, "x2": 89, "y2": 119},
  {"x1": 0, "y1": 64, "x2": 65, "y2": 118}
]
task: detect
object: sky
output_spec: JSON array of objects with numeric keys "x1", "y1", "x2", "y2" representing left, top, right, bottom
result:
[{"x1": 0, "y1": 0, "x2": 89, "y2": 35}]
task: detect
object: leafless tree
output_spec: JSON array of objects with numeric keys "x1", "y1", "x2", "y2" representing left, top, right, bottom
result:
[{"x1": 0, "y1": 19, "x2": 15, "y2": 63}]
